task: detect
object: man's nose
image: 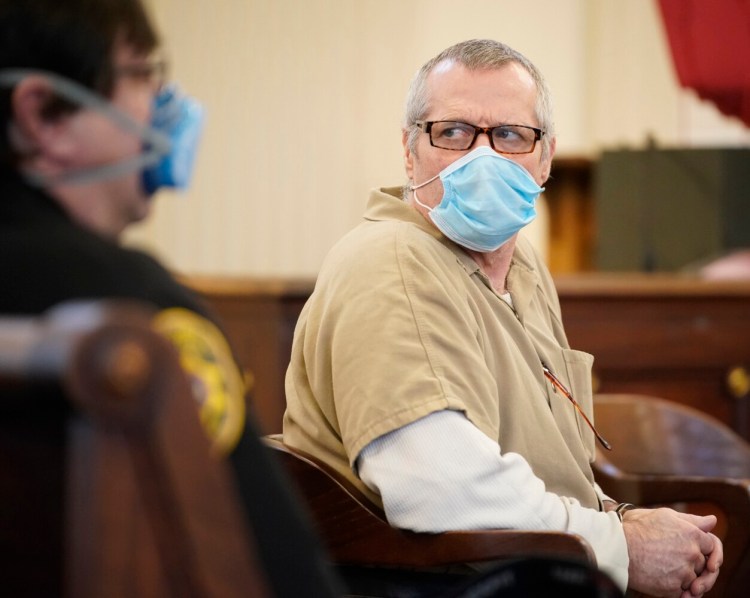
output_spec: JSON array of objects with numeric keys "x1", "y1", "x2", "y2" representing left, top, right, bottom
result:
[{"x1": 472, "y1": 129, "x2": 494, "y2": 150}]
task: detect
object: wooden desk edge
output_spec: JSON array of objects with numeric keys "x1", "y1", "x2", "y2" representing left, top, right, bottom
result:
[
  {"x1": 181, "y1": 275, "x2": 316, "y2": 299},
  {"x1": 554, "y1": 273, "x2": 750, "y2": 298}
]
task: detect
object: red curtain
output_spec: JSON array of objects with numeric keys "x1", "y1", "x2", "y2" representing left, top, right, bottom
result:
[{"x1": 657, "y1": 0, "x2": 750, "y2": 127}]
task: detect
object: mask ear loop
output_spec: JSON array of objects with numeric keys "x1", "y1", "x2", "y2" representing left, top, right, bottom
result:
[
  {"x1": 409, "y1": 171, "x2": 440, "y2": 192},
  {"x1": 409, "y1": 171, "x2": 441, "y2": 212},
  {"x1": 0, "y1": 69, "x2": 171, "y2": 187},
  {"x1": 408, "y1": 145, "x2": 501, "y2": 208}
]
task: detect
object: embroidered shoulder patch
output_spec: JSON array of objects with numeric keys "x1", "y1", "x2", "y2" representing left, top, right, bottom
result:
[{"x1": 153, "y1": 307, "x2": 245, "y2": 454}]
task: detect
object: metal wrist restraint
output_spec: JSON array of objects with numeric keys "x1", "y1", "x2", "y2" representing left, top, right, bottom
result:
[{"x1": 614, "y1": 502, "x2": 636, "y2": 522}]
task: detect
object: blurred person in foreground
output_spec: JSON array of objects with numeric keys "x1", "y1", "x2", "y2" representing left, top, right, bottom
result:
[
  {"x1": 0, "y1": 1, "x2": 340, "y2": 595},
  {"x1": 283, "y1": 38, "x2": 722, "y2": 598}
]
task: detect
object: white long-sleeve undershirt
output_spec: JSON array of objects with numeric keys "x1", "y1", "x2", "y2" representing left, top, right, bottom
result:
[{"x1": 357, "y1": 409, "x2": 629, "y2": 591}]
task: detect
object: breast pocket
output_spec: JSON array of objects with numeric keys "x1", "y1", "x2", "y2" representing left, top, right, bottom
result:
[{"x1": 561, "y1": 349, "x2": 596, "y2": 461}]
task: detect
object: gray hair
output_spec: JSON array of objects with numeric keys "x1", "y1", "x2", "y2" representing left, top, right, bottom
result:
[{"x1": 403, "y1": 39, "x2": 555, "y2": 162}]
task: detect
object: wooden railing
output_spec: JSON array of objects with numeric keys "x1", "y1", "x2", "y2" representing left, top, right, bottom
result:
[{"x1": 188, "y1": 274, "x2": 750, "y2": 439}]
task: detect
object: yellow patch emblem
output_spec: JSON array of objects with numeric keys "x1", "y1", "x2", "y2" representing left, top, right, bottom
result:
[{"x1": 153, "y1": 308, "x2": 245, "y2": 454}]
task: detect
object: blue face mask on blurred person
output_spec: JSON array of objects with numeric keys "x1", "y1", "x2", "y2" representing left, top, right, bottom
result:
[
  {"x1": 141, "y1": 84, "x2": 204, "y2": 195},
  {"x1": 410, "y1": 146, "x2": 544, "y2": 252},
  {"x1": 0, "y1": 69, "x2": 204, "y2": 195}
]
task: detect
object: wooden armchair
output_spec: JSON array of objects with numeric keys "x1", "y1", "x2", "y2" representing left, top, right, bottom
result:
[
  {"x1": 264, "y1": 436, "x2": 597, "y2": 596},
  {"x1": 0, "y1": 301, "x2": 269, "y2": 597},
  {"x1": 592, "y1": 393, "x2": 750, "y2": 598}
]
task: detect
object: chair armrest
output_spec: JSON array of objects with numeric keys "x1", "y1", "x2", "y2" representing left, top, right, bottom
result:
[
  {"x1": 265, "y1": 437, "x2": 596, "y2": 568},
  {"x1": 596, "y1": 459, "x2": 750, "y2": 507},
  {"x1": 330, "y1": 526, "x2": 596, "y2": 568}
]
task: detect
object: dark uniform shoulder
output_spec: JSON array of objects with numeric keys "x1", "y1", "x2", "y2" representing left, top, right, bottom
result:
[
  {"x1": 0, "y1": 209, "x2": 246, "y2": 453},
  {"x1": 0, "y1": 217, "x2": 203, "y2": 314}
]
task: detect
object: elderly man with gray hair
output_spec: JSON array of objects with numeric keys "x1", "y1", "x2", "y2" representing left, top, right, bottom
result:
[{"x1": 284, "y1": 38, "x2": 722, "y2": 597}]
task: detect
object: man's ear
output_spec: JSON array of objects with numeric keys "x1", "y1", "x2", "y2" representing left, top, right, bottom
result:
[
  {"x1": 402, "y1": 128, "x2": 414, "y2": 180},
  {"x1": 10, "y1": 76, "x2": 76, "y2": 159},
  {"x1": 540, "y1": 135, "x2": 557, "y2": 184}
]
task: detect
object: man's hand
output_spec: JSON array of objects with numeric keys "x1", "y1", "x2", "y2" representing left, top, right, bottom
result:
[
  {"x1": 623, "y1": 508, "x2": 723, "y2": 598},
  {"x1": 679, "y1": 528, "x2": 722, "y2": 598}
]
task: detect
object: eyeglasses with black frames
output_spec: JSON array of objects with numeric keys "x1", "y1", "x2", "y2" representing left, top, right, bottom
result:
[
  {"x1": 542, "y1": 363, "x2": 612, "y2": 451},
  {"x1": 415, "y1": 120, "x2": 545, "y2": 154}
]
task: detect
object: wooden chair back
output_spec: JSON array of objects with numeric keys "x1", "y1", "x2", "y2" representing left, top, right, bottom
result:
[
  {"x1": 594, "y1": 393, "x2": 750, "y2": 477},
  {"x1": 592, "y1": 393, "x2": 750, "y2": 598},
  {"x1": 0, "y1": 301, "x2": 270, "y2": 598}
]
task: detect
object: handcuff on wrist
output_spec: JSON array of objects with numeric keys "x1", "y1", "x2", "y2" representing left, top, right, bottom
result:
[{"x1": 614, "y1": 502, "x2": 636, "y2": 522}]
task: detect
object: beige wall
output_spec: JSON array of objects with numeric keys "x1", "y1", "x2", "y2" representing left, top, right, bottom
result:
[{"x1": 128, "y1": 0, "x2": 750, "y2": 277}]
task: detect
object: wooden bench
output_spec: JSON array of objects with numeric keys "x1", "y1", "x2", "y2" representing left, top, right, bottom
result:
[{"x1": 0, "y1": 300, "x2": 269, "y2": 597}]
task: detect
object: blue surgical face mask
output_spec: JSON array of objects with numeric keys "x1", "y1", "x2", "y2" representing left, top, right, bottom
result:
[
  {"x1": 142, "y1": 84, "x2": 204, "y2": 195},
  {"x1": 0, "y1": 69, "x2": 204, "y2": 195},
  {"x1": 410, "y1": 146, "x2": 544, "y2": 252}
]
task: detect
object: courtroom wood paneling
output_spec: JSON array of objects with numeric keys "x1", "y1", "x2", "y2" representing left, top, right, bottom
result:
[
  {"x1": 556, "y1": 274, "x2": 750, "y2": 438},
  {"x1": 188, "y1": 274, "x2": 750, "y2": 440}
]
